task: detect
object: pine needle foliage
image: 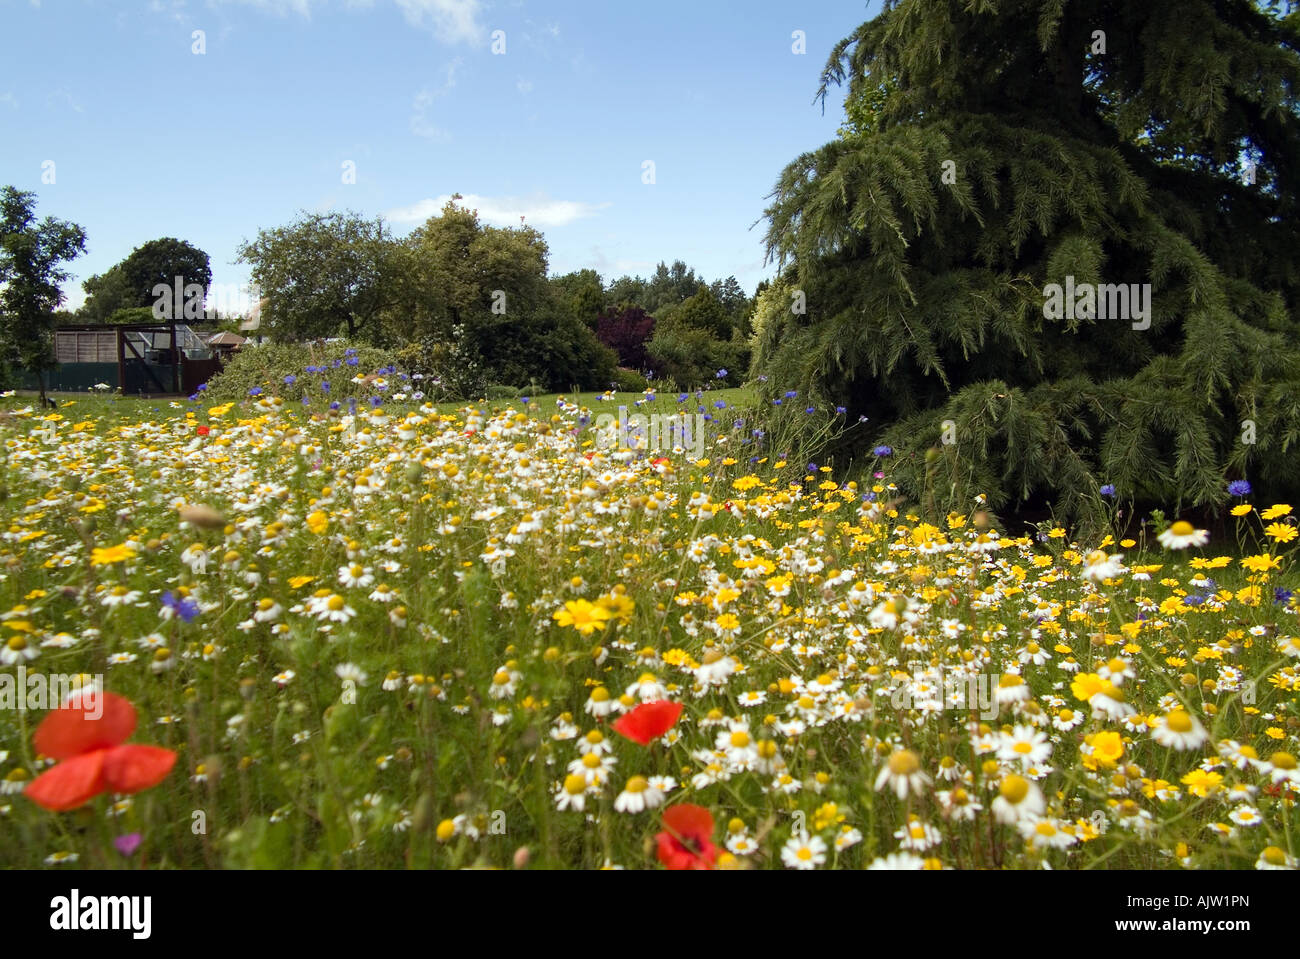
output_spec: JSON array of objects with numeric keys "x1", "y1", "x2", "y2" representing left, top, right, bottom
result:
[{"x1": 758, "y1": 0, "x2": 1300, "y2": 529}]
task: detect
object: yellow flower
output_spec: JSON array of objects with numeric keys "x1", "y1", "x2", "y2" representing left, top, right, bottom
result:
[
  {"x1": 813, "y1": 802, "x2": 843, "y2": 831},
  {"x1": 598, "y1": 592, "x2": 635, "y2": 624},
  {"x1": 1264, "y1": 523, "x2": 1297, "y2": 543},
  {"x1": 1241, "y1": 554, "x2": 1281, "y2": 573},
  {"x1": 1070, "y1": 673, "x2": 1114, "y2": 702},
  {"x1": 553, "y1": 600, "x2": 611, "y2": 636},
  {"x1": 90, "y1": 543, "x2": 136, "y2": 566},
  {"x1": 1230, "y1": 504, "x2": 1253, "y2": 517},
  {"x1": 1180, "y1": 769, "x2": 1224, "y2": 798},
  {"x1": 1084, "y1": 730, "x2": 1124, "y2": 769},
  {"x1": 306, "y1": 511, "x2": 329, "y2": 535},
  {"x1": 1261, "y1": 504, "x2": 1292, "y2": 521},
  {"x1": 288, "y1": 575, "x2": 316, "y2": 589}
]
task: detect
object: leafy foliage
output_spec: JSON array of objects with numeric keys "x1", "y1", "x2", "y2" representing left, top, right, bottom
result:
[
  {"x1": 596, "y1": 304, "x2": 656, "y2": 369},
  {"x1": 80, "y1": 237, "x2": 211, "y2": 323},
  {"x1": 758, "y1": 0, "x2": 1300, "y2": 529},
  {"x1": 201, "y1": 340, "x2": 397, "y2": 404},
  {"x1": 237, "y1": 211, "x2": 393, "y2": 342},
  {"x1": 0, "y1": 186, "x2": 87, "y2": 401},
  {"x1": 647, "y1": 326, "x2": 749, "y2": 390}
]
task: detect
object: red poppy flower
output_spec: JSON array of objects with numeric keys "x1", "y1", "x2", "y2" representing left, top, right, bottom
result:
[
  {"x1": 655, "y1": 804, "x2": 717, "y2": 870},
  {"x1": 611, "y1": 700, "x2": 682, "y2": 746},
  {"x1": 25, "y1": 691, "x2": 177, "y2": 812},
  {"x1": 196, "y1": 425, "x2": 210, "y2": 436}
]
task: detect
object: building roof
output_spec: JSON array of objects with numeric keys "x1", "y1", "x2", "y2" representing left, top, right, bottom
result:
[{"x1": 206, "y1": 332, "x2": 247, "y2": 346}]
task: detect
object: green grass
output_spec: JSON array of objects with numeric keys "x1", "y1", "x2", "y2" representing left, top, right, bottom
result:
[{"x1": 0, "y1": 388, "x2": 1296, "y2": 871}]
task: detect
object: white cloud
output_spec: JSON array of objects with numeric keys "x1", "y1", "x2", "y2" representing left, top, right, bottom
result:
[
  {"x1": 213, "y1": 0, "x2": 322, "y2": 17},
  {"x1": 0, "y1": 92, "x2": 17, "y2": 109},
  {"x1": 61, "y1": 286, "x2": 88, "y2": 313},
  {"x1": 147, "y1": 0, "x2": 189, "y2": 22},
  {"x1": 46, "y1": 90, "x2": 83, "y2": 113},
  {"x1": 387, "y1": 193, "x2": 611, "y2": 228},
  {"x1": 583, "y1": 246, "x2": 654, "y2": 277},
  {"x1": 393, "y1": 0, "x2": 484, "y2": 46},
  {"x1": 202, "y1": 0, "x2": 484, "y2": 45},
  {"x1": 409, "y1": 57, "x2": 461, "y2": 140}
]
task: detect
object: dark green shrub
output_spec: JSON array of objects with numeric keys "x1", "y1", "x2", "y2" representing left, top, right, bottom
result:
[{"x1": 611, "y1": 368, "x2": 650, "y2": 393}]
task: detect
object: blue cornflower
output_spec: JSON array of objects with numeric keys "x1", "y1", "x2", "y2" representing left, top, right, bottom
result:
[
  {"x1": 161, "y1": 591, "x2": 200, "y2": 623},
  {"x1": 320, "y1": 382, "x2": 330, "y2": 393},
  {"x1": 1275, "y1": 587, "x2": 1294, "y2": 606},
  {"x1": 873, "y1": 445, "x2": 893, "y2": 457},
  {"x1": 716, "y1": 369, "x2": 728, "y2": 379},
  {"x1": 805, "y1": 406, "x2": 815, "y2": 414},
  {"x1": 784, "y1": 390, "x2": 798, "y2": 399},
  {"x1": 284, "y1": 375, "x2": 296, "y2": 386},
  {"x1": 714, "y1": 400, "x2": 726, "y2": 410},
  {"x1": 1228, "y1": 480, "x2": 1252, "y2": 496},
  {"x1": 835, "y1": 406, "x2": 846, "y2": 415},
  {"x1": 248, "y1": 387, "x2": 262, "y2": 396},
  {"x1": 1100, "y1": 484, "x2": 1116, "y2": 497},
  {"x1": 346, "y1": 356, "x2": 359, "y2": 367}
]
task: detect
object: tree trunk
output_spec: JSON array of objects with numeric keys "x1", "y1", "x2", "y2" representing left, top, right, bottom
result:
[{"x1": 1051, "y1": 6, "x2": 1086, "y2": 125}]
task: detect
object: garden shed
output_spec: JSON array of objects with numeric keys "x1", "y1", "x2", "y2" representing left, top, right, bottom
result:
[{"x1": 38, "y1": 322, "x2": 223, "y2": 395}]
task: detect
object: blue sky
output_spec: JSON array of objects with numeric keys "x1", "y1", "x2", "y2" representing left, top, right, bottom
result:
[{"x1": 0, "y1": 0, "x2": 874, "y2": 311}]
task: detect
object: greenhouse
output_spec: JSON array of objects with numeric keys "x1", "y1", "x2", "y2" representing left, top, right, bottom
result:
[{"x1": 33, "y1": 322, "x2": 223, "y2": 395}]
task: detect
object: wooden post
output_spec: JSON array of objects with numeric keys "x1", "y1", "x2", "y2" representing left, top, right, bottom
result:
[
  {"x1": 116, "y1": 328, "x2": 124, "y2": 393},
  {"x1": 170, "y1": 321, "x2": 179, "y2": 394}
]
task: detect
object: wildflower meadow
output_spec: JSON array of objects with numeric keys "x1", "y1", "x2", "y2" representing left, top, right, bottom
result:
[
  {"x1": 2, "y1": 0, "x2": 1299, "y2": 899},
  {"x1": 0, "y1": 381, "x2": 1296, "y2": 871}
]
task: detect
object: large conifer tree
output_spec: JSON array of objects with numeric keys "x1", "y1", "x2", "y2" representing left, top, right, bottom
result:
[{"x1": 757, "y1": 0, "x2": 1300, "y2": 526}]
